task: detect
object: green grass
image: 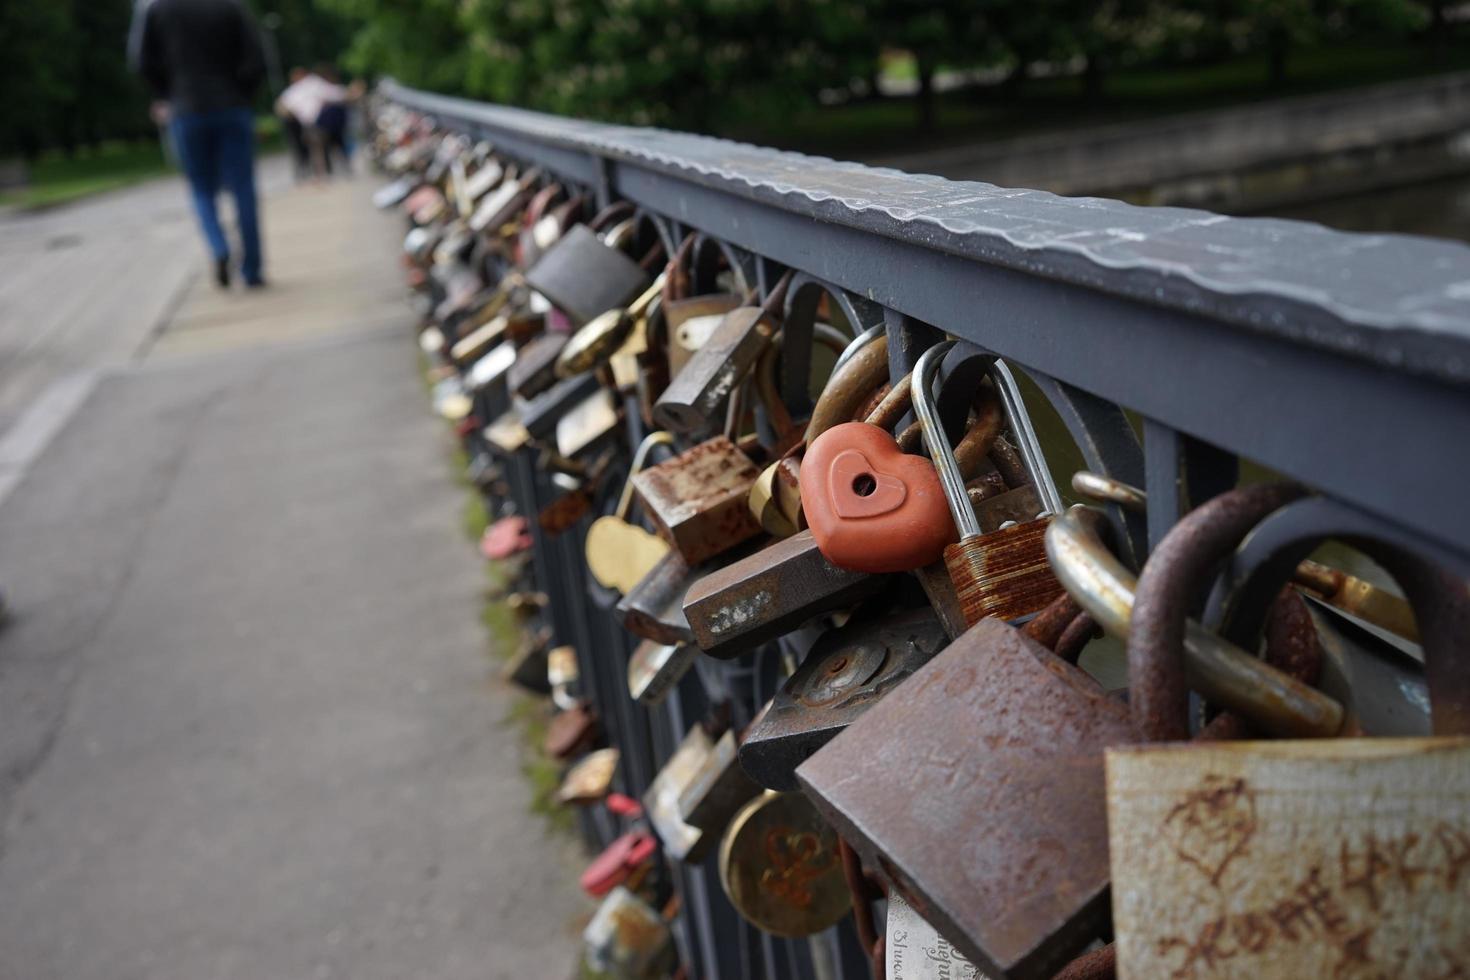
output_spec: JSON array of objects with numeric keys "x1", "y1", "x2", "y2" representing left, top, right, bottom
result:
[
  {"x1": 0, "y1": 140, "x2": 172, "y2": 209},
  {"x1": 432, "y1": 378, "x2": 577, "y2": 840},
  {"x1": 731, "y1": 42, "x2": 1470, "y2": 158},
  {"x1": 0, "y1": 115, "x2": 284, "y2": 210}
]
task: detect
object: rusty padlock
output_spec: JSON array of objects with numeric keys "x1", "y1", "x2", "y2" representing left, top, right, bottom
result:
[
  {"x1": 630, "y1": 434, "x2": 764, "y2": 567},
  {"x1": 544, "y1": 701, "x2": 600, "y2": 762},
  {"x1": 1104, "y1": 491, "x2": 1470, "y2": 980},
  {"x1": 739, "y1": 606, "x2": 949, "y2": 791},
  {"x1": 507, "y1": 331, "x2": 568, "y2": 402},
  {"x1": 582, "y1": 885, "x2": 675, "y2": 978},
  {"x1": 682, "y1": 528, "x2": 889, "y2": 660},
  {"x1": 797, "y1": 610, "x2": 1137, "y2": 979}
]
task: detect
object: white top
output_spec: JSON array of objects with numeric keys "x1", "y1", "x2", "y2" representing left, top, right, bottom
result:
[{"x1": 277, "y1": 74, "x2": 346, "y2": 126}]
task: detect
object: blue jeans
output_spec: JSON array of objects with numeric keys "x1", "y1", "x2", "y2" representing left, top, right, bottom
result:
[{"x1": 171, "y1": 107, "x2": 262, "y2": 283}]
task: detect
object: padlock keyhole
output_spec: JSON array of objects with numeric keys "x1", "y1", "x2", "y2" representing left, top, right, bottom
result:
[{"x1": 851, "y1": 473, "x2": 877, "y2": 497}]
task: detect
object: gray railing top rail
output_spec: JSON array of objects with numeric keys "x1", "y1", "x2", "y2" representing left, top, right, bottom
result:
[
  {"x1": 382, "y1": 79, "x2": 1470, "y2": 385},
  {"x1": 382, "y1": 79, "x2": 1470, "y2": 573}
]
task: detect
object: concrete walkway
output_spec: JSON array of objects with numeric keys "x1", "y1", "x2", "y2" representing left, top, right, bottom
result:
[{"x1": 0, "y1": 175, "x2": 585, "y2": 979}]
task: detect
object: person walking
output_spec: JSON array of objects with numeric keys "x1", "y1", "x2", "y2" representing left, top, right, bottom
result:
[{"x1": 132, "y1": 0, "x2": 267, "y2": 288}]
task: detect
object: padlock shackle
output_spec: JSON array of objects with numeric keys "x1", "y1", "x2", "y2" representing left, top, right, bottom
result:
[
  {"x1": 913, "y1": 342, "x2": 983, "y2": 541},
  {"x1": 833, "y1": 323, "x2": 884, "y2": 373},
  {"x1": 617, "y1": 431, "x2": 676, "y2": 520},
  {"x1": 1046, "y1": 505, "x2": 1344, "y2": 738},
  {"x1": 990, "y1": 360, "x2": 1064, "y2": 517}
]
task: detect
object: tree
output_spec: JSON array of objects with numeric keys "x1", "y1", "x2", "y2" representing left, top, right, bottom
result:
[{"x1": 0, "y1": 0, "x2": 76, "y2": 158}]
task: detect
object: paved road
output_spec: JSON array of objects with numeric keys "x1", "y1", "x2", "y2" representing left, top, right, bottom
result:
[{"x1": 0, "y1": 174, "x2": 586, "y2": 979}]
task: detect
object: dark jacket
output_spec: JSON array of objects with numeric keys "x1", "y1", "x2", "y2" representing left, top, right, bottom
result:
[{"x1": 132, "y1": 0, "x2": 266, "y2": 115}]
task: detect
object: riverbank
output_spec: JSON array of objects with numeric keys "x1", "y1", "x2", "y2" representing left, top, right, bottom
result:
[{"x1": 868, "y1": 69, "x2": 1470, "y2": 212}]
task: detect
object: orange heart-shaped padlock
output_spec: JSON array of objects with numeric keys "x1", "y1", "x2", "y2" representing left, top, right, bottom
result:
[{"x1": 800, "y1": 421, "x2": 955, "y2": 573}]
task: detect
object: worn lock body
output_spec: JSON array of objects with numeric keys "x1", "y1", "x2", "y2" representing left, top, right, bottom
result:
[
  {"x1": 555, "y1": 387, "x2": 620, "y2": 460},
  {"x1": 557, "y1": 746, "x2": 619, "y2": 806},
  {"x1": 666, "y1": 294, "x2": 742, "y2": 377},
  {"x1": 582, "y1": 886, "x2": 675, "y2": 979},
  {"x1": 545, "y1": 702, "x2": 601, "y2": 761},
  {"x1": 802, "y1": 420, "x2": 954, "y2": 573},
  {"x1": 520, "y1": 372, "x2": 602, "y2": 440},
  {"x1": 524, "y1": 224, "x2": 651, "y2": 326},
  {"x1": 740, "y1": 607, "x2": 949, "y2": 791},
  {"x1": 718, "y1": 791, "x2": 852, "y2": 938},
  {"x1": 654, "y1": 307, "x2": 776, "y2": 434},
  {"x1": 507, "y1": 332, "x2": 569, "y2": 401},
  {"x1": 616, "y1": 551, "x2": 699, "y2": 645},
  {"x1": 682, "y1": 528, "x2": 889, "y2": 660},
  {"x1": 626, "y1": 640, "x2": 697, "y2": 706},
  {"x1": 798, "y1": 617, "x2": 1137, "y2": 980},
  {"x1": 676, "y1": 729, "x2": 762, "y2": 832},
  {"x1": 643, "y1": 726, "x2": 718, "y2": 863},
  {"x1": 1107, "y1": 738, "x2": 1470, "y2": 980},
  {"x1": 630, "y1": 435, "x2": 763, "y2": 566}
]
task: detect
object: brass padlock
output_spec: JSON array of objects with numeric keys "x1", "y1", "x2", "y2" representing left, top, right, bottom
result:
[
  {"x1": 557, "y1": 747, "x2": 619, "y2": 806},
  {"x1": 682, "y1": 528, "x2": 888, "y2": 661},
  {"x1": 912, "y1": 343, "x2": 1064, "y2": 625},
  {"x1": 718, "y1": 790, "x2": 851, "y2": 938},
  {"x1": 556, "y1": 272, "x2": 667, "y2": 379},
  {"x1": 738, "y1": 607, "x2": 948, "y2": 791},
  {"x1": 585, "y1": 433, "x2": 675, "y2": 595},
  {"x1": 630, "y1": 435, "x2": 763, "y2": 566}
]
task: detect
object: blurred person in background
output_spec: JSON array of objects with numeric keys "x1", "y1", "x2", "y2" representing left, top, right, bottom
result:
[
  {"x1": 278, "y1": 67, "x2": 313, "y2": 180},
  {"x1": 276, "y1": 65, "x2": 363, "y2": 180},
  {"x1": 131, "y1": 0, "x2": 267, "y2": 289}
]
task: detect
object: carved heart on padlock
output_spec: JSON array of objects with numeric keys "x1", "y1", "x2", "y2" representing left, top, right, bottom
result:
[{"x1": 802, "y1": 421, "x2": 954, "y2": 573}]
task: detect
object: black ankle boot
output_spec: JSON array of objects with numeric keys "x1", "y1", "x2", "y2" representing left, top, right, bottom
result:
[{"x1": 215, "y1": 258, "x2": 231, "y2": 289}]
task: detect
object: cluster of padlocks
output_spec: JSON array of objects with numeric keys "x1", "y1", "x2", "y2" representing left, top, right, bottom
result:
[{"x1": 370, "y1": 100, "x2": 1468, "y2": 979}]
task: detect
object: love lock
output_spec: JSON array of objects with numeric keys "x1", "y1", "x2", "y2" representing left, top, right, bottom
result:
[
  {"x1": 626, "y1": 640, "x2": 697, "y2": 707},
  {"x1": 653, "y1": 272, "x2": 790, "y2": 435},
  {"x1": 585, "y1": 433, "x2": 674, "y2": 595},
  {"x1": 630, "y1": 434, "x2": 763, "y2": 567},
  {"x1": 660, "y1": 234, "x2": 745, "y2": 379},
  {"x1": 525, "y1": 223, "x2": 651, "y2": 327},
  {"x1": 797, "y1": 614, "x2": 1138, "y2": 979},
  {"x1": 582, "y1": 885, "x2": 675, "y2": 979},
  {"x1": 740, "y1": 607, "x2": 949, "y2": 790},
  {"x1": 682, "y1": 528, "x2": 888, "y2": 661},
  {"x1": 1102, "y1": 487, "x2": 1470, "y2": 979},
  {"x1": 557, "y1": 747, "x2": 619, "y2": 806},
  {"x1": 718, "y1": 790, "x2": 851, "y2": 938}
]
